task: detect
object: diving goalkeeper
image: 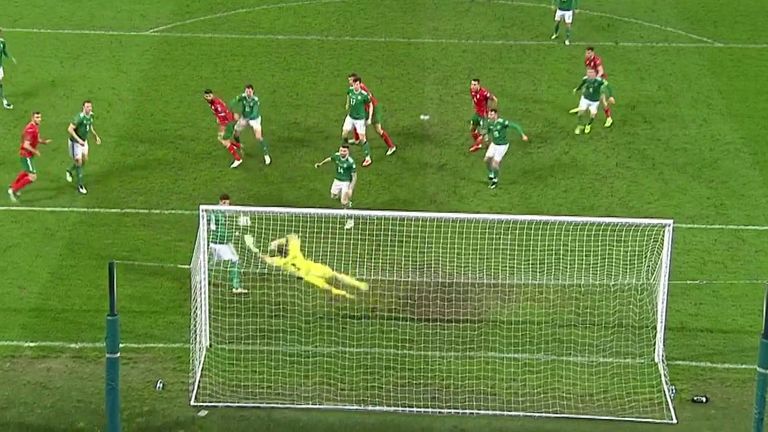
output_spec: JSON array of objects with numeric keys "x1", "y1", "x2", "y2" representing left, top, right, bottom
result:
[{"x1": 244, "y1": 233, "x2": 368, "y2": 299}]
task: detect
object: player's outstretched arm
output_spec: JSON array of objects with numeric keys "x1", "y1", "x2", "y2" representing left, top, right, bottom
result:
[
  {"x1": 314, "y1": 157, "x2": 331, "y2": 168},
  {"x1": 510, "y1": 122, "x2": 529, "y2": 142},
  {"x1": 91, "y1": 126, "x2": 102, "y2": 145}
]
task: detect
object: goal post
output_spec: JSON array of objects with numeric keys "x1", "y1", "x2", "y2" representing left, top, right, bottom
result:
[{"x1": 189, "y1": 206, "x2": 677, "y2": 423}]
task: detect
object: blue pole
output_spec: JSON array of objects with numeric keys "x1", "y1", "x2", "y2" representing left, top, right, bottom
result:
[{"x1": 106, "y1": 261, "x2": 121, "y2": 432}]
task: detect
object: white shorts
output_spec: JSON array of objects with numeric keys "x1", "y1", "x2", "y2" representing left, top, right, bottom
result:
[
  {"x1": 0, "y1": 66, "x2": 4, "y2": 81},
  {"x1": 210, "y1": 243, "x2": 239, "y2": 262},
  {"x1": 68, "y1": 139, "x2": 89, "y2": 160},
  {"x1": 342, "y1": 115, "x2": 366, "y2": 134},
  {"x1": 236, "y1": 116, "x2": 262, "y2": 131},
  {"x1": 484, "y1": 143, "x2": 509, "y2": 162},
  {"x1": 554, "y1": 9, "x2": 574, "y2": 24},
  {"x1": 330, "y1": 179, "x2": 351, "y2": 198},
  {"x1": 578, "y1": 96, "x2": 600, "y2": 115}
]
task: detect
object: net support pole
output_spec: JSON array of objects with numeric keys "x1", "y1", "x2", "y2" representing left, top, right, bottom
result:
[
  {"x1": 752, "y1": 285, "x2": 768, "y2": 432},
  {"x1": 105, "y1": 260, "x2": 121, "y2": 432}
]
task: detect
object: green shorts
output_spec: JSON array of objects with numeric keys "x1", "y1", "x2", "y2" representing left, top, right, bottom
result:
[
  {"x1": 372, "y1": 105, "x2": 384, "y2": 125},
  {"x1": 221, "y1": 121, "x2": 237, "y2": 140},
  {"x1": 470, "y1": 113, "x2": 487, "y2": 129},
  {"x1": 20, "y1": 157, "x2": 36, "y2": 174}
]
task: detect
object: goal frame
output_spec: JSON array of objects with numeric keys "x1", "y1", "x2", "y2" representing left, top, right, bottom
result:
[{"x1": 189, "y1": 205, "x2": 677, "y2": 424}]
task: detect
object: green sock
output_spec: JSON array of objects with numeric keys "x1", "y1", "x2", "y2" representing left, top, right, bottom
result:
[
  {"x1": 566, "y1": 27, "x2": 571, "y2": 40},
  {"x1": 260, "y1": 138, "x2": 269, "y2": 155},
  {"x1": 553, "y1": 22, "x2": 560, "y2": 35},
  {"x1": 0, "y1": 83, "x2": 4, "y2": 100},
  {"x1": 587, "y1": 117, "x2": 595, "y2": 126},
  {"x1": 493, "y1": 169, "x2": 499, "y2": 180},
  {"x1": 68, "y1": 164, "x2": 77, "y2": 173},
  {"x1": 362, "y1": 141, "x2": 371, "y2": 157},
  {"x1": 487, "y1": 168, "x2": 494, "y2": 178},
  {"x1": 75, "y1": 165, "x2": 84, "y2": 186},
  {"x1": 229, "y1": 262, "x2": 241, "y2": 289},
  {"x1": 234, "y1": 134, "x2": 241, "y2": 144}
]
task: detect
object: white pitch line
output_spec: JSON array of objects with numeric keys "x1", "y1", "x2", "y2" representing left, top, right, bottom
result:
[
  {"x1": 498, "y1": 0, "x2": 719, "y2": 45},
  {"x1": 4, "y1": 27, "x2": 766, "y2": 49},
  {"x1": 145, "y1": 0, "x2": 346, "y2": 33},
  {"x1": 2, "y1": 205, "x2": 768, "y2": 231},
  {"x1": 0, "y1": 340, "x2": 754, "y2": 370}
]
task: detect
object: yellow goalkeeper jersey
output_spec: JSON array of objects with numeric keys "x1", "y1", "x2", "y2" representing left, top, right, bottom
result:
[{"x1": 263, "y1": 235, "x2": 333, "y2": 279}]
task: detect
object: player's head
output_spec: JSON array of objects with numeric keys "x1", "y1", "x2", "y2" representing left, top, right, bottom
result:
[
  {"x1": 585, "y1": 47, "x2": 595, "y2": 59},
  {"x1": 488, "y1": 108, "x2": 499, "y2": 120},
  {"x1": 350, "y1": 77, "x2": 361, "y2": 91},
  {"x1": 347, "y1": 73, "x2": 360, "y2": 86},
  {"x1": 586, "y1": 68, "x2": 598, "y2": 79},
  {"x1": 203, "y1": 89, "x2": 214, "y2": 102},
  {"x1": 82, "y1": 100, "x2": 93, "y2": 115},
  {"x1": 31, "y1": 112, "x2": 42, "y2": 124},
  {"x1": 339, "y1": 144, "x2": 350, "y2": 159},
  {"x1": 219, "y1": 193, "x2": 231, "y2": 206},
  {"x1": 244, "y1": 84, "x2": 254, "y2": 97},
  {"x1": 470, "y1": 79, "x2": 481, "y2": 91}
]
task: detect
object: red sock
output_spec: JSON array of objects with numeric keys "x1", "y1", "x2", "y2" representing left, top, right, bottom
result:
[
  {"x1": 11, "y1": 172, "x2": 31, "y2": 193},
  {"x1": 231, "y1": 141, "x2": 241, "y2": 149},
  {"x1": 379, "y1": 130, "x2": 395, "y2": 149},
  {"x1": 604, "y1": 106, "x2": 612, "y2": 118},
  {"x1": 354, "y1": 130, "x2": 360, "y2": 142},
  {"x1": 474, "y1": 136, "x2": 484, "y2": 146},
  {"x1": 227, "y1": 145, "x2": 242, "y2": 160},
  {"x1": 471, "y1": 131, "x2": 481, "y2": 141}
]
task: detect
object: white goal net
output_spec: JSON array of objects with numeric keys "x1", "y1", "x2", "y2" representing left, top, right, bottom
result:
[{"x1": 190, "y1": 206, "x2": 677, "y2": 423}]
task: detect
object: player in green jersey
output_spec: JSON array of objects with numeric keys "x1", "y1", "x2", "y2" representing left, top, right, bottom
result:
[
  {"x1": 573, "y1": 68, "x2": 614, "y2": 135},
  {"x1": 315, "y1": 145, "x2": 357, "y2": 229},
  {"x1": 342, "y1": 77, "x2": 374, "y2": 167},
  {"x1": 231, "y1": 84, "x2": 271, "y2": 165},
  {"x1": 209, "y1": 193, "x2": 245, "y2": 293},
  {"x1": 551, "y1": 0, "x2": 579, "y2": 45},
  {"x1": 66, "y1": 101, "x2": 102, "y2": 194},
  {"x1": 483, "y1": 109, "x2": 528, "y2": 189},
  {"x1": 0, "y1": 29, "x2": 18, "y2": 109}
]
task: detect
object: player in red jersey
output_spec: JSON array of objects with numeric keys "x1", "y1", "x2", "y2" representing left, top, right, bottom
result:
[
  {"x1": 569, "y1": 47, "x2": 614, "y2": 127},
  {"x1": 347, "y1": 73, "x2": 397, "y2": 157},
  {"x1": 204, "y1": 89, "x2": 242, "y2": 168},
  {"x1": 7, "y1": 112, "x2": 51, "y2": 201},
  {"x1": 469, "y1": 79, "x2": 497, "y2": 152}
]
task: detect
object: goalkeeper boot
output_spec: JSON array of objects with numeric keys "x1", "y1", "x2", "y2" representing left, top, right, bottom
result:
[{"x1": 604, "y1": 117, "x2": 614, "y2": 128}]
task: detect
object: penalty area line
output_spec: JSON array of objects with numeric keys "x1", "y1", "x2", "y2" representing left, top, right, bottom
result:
[
  {"x1": 2, "y1": 205, "x2": 768, "y2": 231},
  {"x1": 0, "y1": 340, "x2": 754, "y2": 370}
]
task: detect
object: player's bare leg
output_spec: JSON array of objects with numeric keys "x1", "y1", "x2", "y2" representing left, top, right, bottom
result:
[
  {"x1": 334, "y1": 272, "x2": 369, "y2": 291},
  {"x1": 304, "y1": 275, "x2": 355, "y2": 299},
  {"x1": 603, "y1": 97, "x2": 615, "y2": 127},
  {"x1": 253, "y1": 126, "x2": 271, "y2": 165},
  {"x1": 469, "y1": 121, "x2": 484, "y2": 152}
]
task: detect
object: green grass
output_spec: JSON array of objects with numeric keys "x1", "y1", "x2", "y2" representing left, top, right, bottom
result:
[{"x1": 0, "y1": 0, "x2": 767, "y2": 430}]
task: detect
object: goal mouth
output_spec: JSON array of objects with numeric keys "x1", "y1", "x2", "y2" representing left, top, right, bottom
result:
[{"x1": 190, "y1": 206, "x2": 677, "y2": 423}]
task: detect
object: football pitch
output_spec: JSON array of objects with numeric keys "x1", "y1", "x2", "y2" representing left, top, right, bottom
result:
[{"x1": 1, "y1": 0, "x2": 767, "y2": 430}]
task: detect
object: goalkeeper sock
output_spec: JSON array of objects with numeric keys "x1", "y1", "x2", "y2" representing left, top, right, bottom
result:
[
  {"x1": 260, "y1": 138, "x2": 270, "y2": 155},
  {"x1": 75, "y1": 165, "x2": 84, "y2": 186},
  {"x1": 362, "y1": 141, "x2": 371, "y2": 158},
  {"x1": 229, "y1": 262, "x2": 241, "y2": 289},
  {"x1": 553, "y1": 22, "x2": 560, "y2": 35}
]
